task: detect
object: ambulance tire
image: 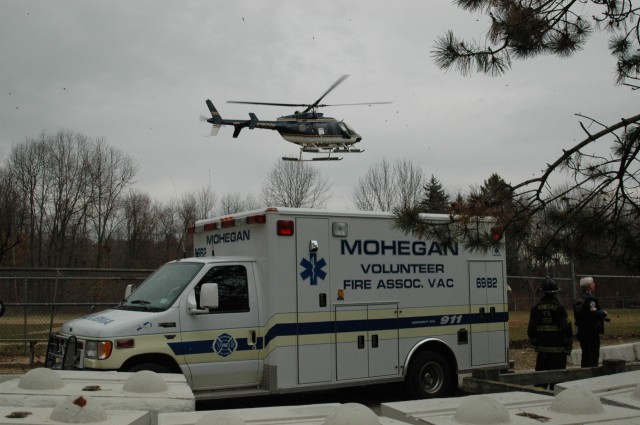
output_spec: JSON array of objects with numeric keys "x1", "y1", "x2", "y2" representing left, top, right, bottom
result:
[
  {"x1": 126, "y1": 362, "x2": 171, "y2": 374},
  {"x1": 405, "y1": 351, "x2": 454, "y2": 399}
]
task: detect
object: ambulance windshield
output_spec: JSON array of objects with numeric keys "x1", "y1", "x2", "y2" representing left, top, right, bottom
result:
[{"x1": 118, "y1": 262, "x2": 204, "y2": 311}]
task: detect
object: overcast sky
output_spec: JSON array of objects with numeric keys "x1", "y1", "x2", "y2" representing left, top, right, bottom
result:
[{"x1": 1, "y1": 1, "x2": 636, "y2": 210}]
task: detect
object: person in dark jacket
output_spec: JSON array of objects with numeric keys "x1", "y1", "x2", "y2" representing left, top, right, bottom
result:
[
  {"x1": 573, "y1": 276, "x2": 608, "y2": 367},
  {"x1": 528, "y1": 277, "x2": 573, "y2": 374}
]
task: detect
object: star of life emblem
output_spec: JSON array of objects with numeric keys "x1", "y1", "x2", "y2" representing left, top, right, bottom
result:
[{"x1": 299, "y1": 253, "x2": 327, "y2": 285}]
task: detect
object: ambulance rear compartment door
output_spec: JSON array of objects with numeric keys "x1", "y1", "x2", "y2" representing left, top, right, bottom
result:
[
  {"x1": 335, "y1": 303, "x2": 399, "y2": 380},
  {"x1": 469, "y1": 260, "x2": 507, "y2": 366},
  {"x1": 296, "y1": 217, "x2": 332, "y2": 384}
]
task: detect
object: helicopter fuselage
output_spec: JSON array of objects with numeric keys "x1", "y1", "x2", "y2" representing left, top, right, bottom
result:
[{"x1": 210, "y1": 111, "x2": 362, "y2": 148}]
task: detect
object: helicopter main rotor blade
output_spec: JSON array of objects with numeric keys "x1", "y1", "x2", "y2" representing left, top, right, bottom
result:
[
  {"x1": 302, "y1": 74, "x2": 350, "y2": 114},
  {"x1": 227, "y1": 100, "x2": 311, "y2": 108},
  {"x1": 316, "y1": 101, "x2": 393, "y2": 107}
]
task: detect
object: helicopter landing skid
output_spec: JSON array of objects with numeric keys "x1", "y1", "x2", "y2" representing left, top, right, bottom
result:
[{"x1": 282, "y1": 156, "x2": 343, "y2": 161}]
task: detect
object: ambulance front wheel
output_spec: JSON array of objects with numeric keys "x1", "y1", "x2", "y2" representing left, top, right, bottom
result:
[{"x1": 405, "y1": 351, "x2": 455, "y2": 399}]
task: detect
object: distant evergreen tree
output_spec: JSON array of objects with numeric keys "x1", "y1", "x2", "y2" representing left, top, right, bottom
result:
[
  {"x1": 420, "y1": 175, "x2": 450, "y2": 214},
  {"x1": 480, "y1": 173, "x2": 513, "y2": 209}
]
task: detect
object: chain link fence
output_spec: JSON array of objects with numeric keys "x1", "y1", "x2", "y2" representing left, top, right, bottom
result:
[
  {"x1": 0, "y1": 268, "x2": 638, "y2": 356},
  {"x1": 0, "y1": 268, "x2": 152, "y2": 358},
  {"x1": 507, "y1": 274, "x2": 640, "y2": 342}
]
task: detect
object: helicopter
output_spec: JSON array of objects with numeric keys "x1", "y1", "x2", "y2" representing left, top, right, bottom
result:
[{"x1": 204, "y1": 75, "x2": 391, "y2": 161}]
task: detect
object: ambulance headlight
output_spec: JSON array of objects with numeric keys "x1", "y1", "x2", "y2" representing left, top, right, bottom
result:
[{"x1": 84, "y1": 340, "x2": 113, "y2": 360}]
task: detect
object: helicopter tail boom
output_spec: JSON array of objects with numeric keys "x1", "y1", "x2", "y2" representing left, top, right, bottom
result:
[{"x1": 205, "y1": 100, "x2": 263, "y2": 138}]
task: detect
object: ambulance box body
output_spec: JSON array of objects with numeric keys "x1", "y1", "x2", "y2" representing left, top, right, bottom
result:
[{"x1": 48, "y1": 208, "x2": 508, "y2": 400}]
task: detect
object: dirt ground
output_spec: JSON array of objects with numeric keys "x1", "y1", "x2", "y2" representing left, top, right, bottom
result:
[{"x1": 1, "y1": 336, "x2": 638, "y2": 376}]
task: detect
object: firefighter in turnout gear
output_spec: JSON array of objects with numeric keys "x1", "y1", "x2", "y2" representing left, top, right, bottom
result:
[
  {"x1": 528, "y1": 277, "x2": 573, "y2": 375},
  {"x1": 574, "y1": 276, "x2": 608, "y2": 367}
]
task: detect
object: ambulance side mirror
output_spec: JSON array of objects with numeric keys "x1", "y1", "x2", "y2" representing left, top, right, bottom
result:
[
  {"x1": 124, "y1": 284, "x2": 135, "y2": 299},
  {"x1": 188, "y1": 283, "x2": 219, "y2": 315},
  {"x1": 200, "y1": 283, "x2": 219, "y2": 310}
]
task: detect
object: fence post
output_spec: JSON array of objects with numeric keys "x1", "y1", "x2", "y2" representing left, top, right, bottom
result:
[
  {"x1": 22, "y1": 278, "x2": 27, "y2": 355},
  {"x1": 571, "y1": 259, "x2": 577, "y2": 300},
  {"x1": 49, "y1": 269, "x2": 59, "y2": 334}
]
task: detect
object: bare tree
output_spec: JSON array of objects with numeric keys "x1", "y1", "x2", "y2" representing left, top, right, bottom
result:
[
  {"x1": 218, "y1": 192, "x2": 261, "y2": 215},
  {"x1": 172, "y1": 191, "x2": 199, "y2": 259},
  {"x1": 195, "y1": 187, "x2": 217, "y2": 219},
  {"x1": 0, "y1": 166, "x2": 23, "y2": 264},
  {"x1": 262, "y1": 161, "x2": 332, "y2": 208},
  {"x1": 352, "y1": 159, "x2": 425, "y2": 211},
  {"x1": 8, "y1": 133, "x2": 49, "y2": 266},
  {"x1": 121, "y1": 190, "x2": 158, "y2": 267},
  {"x1": 87, "y1": 139, "x2": 137, "y2": 267},
  {"x1": 395, "y1": 159, "x2": 426, "y2": 209},
  {"x1": 154, "y1": 199, "x2": 181, "y2": 262},
  {"x1": 44, "y1": 131, "x2": 94, "y2": 267}
]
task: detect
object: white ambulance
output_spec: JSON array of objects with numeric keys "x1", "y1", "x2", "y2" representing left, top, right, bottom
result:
[{"x1": 47, "y1": 208, "x2": 509, "y2": 400}]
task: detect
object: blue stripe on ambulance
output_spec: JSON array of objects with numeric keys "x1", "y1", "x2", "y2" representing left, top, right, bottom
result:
[
  {"x1": 167, "y1": 312, "x2": 507, "y2": 356},
  {"x1": 168, "y1": 337, "x2": 265, "y2": 355}
]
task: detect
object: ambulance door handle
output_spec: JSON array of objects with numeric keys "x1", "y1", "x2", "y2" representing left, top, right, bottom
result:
[
  {"x1": 357, "y1": 335, "x2": 365, "y2": 349},
  {"x1": 490, "y1": 307, "x2": 496, "y2": 319},
  {"x1": 309, "y1": 240, "x2": 319, "y2": 252},
  {"x1": 250, "y1": 330, "x2": 257, "y2": 345},
  {"x1": 478, "y1": 307, "x2": 485, "y2": 320},
  {"x1": 371, "y1": 334, "x2": 379, "y2": 348}
]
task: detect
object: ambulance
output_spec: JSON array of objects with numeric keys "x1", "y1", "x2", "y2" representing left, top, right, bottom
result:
[{"x1": 47, "y1": 208, "x2": 509, "y2": 400}]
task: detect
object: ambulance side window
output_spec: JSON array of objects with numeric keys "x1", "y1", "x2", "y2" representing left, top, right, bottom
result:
[{"x1": 196, "y1": 265, "x2": 249, "y2": 313}]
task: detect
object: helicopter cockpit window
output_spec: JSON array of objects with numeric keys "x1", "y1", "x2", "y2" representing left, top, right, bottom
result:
[
  {"x1": 195, "y1": 265, "x2": 249, "y2": 314},
  {"x1": 338, "y1": 122, "x2": 350, "y2": 137}
]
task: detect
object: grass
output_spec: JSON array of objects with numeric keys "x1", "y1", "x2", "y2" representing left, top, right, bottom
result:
[
  {"x1": 509, "y1": 308, "x2": 640, "y2": 342},
  {"x1": 0, "y1": 313, "x2": 77, "y2": 340}
]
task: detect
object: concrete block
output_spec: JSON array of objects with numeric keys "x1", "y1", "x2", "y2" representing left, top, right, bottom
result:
[
  {"x1": 601, "y1": 343, "x2": 636, "y2": 362},
  {"x1": 0, "y1": 369, "x2": 194, "y2": 425},
  {"x1": 569, "y1": 343, "x2": 639, "y2": 367},
  {"x1": 554, "y1": 370, "x2": 640, "y2": 397},
  {"x1": 158, "y1": 403, "x2": 408, "y2": 425},
  {"x1": 601, "y1": 383, "x2": 640, "y2": 411},
  {"x1": 388, "y1": 389, "x2": 640, "y2": 425},
  {"x1": 159, "y1": 403, "x2": 339, "y2": 425},
  {"x1": 0, "y1": 403, "x2": 150, "y2": 425},
  {"x1": 55, "y1": 370, "x2": 188, "y2": 385},
  {"x1": 381, "y1": 392, "x2": 554, "y2": 425}
]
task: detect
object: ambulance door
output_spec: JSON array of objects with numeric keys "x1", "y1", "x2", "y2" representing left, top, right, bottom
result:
[
  {"x1": 335, "y1": 304, "x2": 368, "y2": 380},
  {"x1": 296, "y1": 217, "x2": 332, "y2": 384},
  {"x1": 179, "y1": 263, "x2": 261, "y2": 391},
  {"x1": 469, "y1": 260, "x2": 507, "y2": 366},
  {"x1": 335, "y1": 303, "x2": 399, "y2": 380},
  {"x1": 367, "y1": 303, "x2": 399, "y2": 377}
]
